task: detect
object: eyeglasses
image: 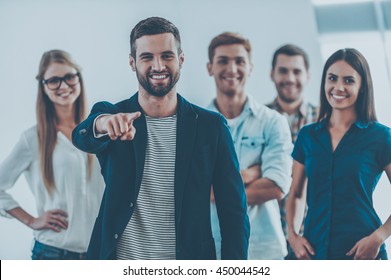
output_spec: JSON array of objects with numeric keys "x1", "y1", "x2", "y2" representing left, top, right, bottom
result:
[{"x1": 42, "y1": 72, "x2": 80, "y2": 90}]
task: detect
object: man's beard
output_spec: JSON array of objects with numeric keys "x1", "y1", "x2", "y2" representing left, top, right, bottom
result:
[
  {"x1": 277, "y1": 86, "x2": 301, "y2": 104},
  {"x1": 278, "y1": 91, "x2": 297, "y2": 104},
  {"x1": 136, "y1": 69, "x2": 180, "y2": 97}
]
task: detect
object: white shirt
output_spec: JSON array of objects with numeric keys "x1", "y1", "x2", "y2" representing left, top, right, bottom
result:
[{"x1": 0, "y1": 126, "x2": 104, "y2": 253}]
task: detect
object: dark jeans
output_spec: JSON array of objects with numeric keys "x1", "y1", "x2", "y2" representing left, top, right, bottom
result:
[{"x1": 31, "y1": 240, "x2": 86, "y2": 260}]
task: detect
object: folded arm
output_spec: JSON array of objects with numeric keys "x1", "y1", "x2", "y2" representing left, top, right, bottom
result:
[{"x1": 246, "y1": 116, "x2": 293, "y2": 205}]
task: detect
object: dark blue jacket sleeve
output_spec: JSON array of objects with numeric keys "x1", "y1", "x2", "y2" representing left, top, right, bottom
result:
[
  {"x1": 212, "y1": 115, "x2": 250, "y2": 260},
  {"x1": 72, "y1": 101, "x2": 120, "y2": 155}
]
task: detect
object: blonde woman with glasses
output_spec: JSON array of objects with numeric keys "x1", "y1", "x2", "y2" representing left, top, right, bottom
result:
[{"x1": 0, "y1": 50, "x2": 104, "y2": 259}]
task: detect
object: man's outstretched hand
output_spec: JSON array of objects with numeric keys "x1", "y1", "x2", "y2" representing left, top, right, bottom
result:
[{"x1": 96, "y1": 112, "x2": 141, "y2": 141}]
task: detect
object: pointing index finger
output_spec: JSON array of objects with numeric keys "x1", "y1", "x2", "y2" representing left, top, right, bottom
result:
[{"x1": 126, "y1": 111, "x2": 141, "y2": 123}]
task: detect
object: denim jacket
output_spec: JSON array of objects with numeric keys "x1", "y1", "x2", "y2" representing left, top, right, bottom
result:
[{"x1": 209, "y1": 95, "x2": 292, "y2": 259}]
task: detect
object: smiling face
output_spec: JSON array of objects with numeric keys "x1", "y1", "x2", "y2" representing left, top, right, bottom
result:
[
  {"x1": 130, "y1": 32, "x2": 184, "y2": 97},
  {"x1": 43, "y1": 62, "x2": 81, "y2": 109},
  {"x1": 325, "y1": 60, "x2": 362, "y2": 112},
  {"x1": 271, "y1": 54, "x2": 309, "y2": 104},
  {"x1": 207, "y1": 44, "x2": 253, "y2": 97}
]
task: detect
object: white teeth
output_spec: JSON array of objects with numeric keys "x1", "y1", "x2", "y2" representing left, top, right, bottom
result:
[
  {"x1": 151, "y1": 75, "x2": 167, "y2": 80},
  {"x1": 57, "y1": 92, "x2": 70, "y2": 97},
  {"x1": 223, "y1": 77, "x2": 238, "y2": 81},
  {"x1": 332, "y1": 94, "x2": 347, "y2": 100}
]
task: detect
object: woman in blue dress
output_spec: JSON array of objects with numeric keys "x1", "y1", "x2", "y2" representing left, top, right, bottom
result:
[{"x1": 286, "y1": 48, "x2": 391, "y2": 260}]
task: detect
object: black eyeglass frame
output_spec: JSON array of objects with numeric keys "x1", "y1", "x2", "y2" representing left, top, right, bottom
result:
[{"x1": 41, "y1": 72, "x2": 80, "y2": 90}]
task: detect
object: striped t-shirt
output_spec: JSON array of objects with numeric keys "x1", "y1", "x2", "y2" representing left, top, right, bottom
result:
[{"x1": 116, "y1": 115, "x2": 177, "y2": 259}]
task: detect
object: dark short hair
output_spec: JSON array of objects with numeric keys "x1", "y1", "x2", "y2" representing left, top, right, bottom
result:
[
  {"x1": 272, "y1": 44, "x2": 309, "y2": 70},
  {"x1": 130, "y1": 17, "x2": 181, "y2": 58},
  {"x1": 318, "y1": 48, "x2": 377, "y2": 123},
  {"x1": 208, "y1": 32, "x2": 252, "y2": 63}
]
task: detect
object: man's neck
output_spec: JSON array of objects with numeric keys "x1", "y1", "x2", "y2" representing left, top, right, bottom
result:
[
  {"x1": 138, "y1": 88, "x2": 178, "y2": 117},
  {"x1": 276, "y1": 96, "x2": 303, "y2": 115},
  {"x1": 215, "y1": 91, "x2": 247, "y2": 119}
]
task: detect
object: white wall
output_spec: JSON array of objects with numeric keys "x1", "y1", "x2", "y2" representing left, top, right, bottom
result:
[{"x1": 2, "y1": 0, "x2": 387, "y2": 260}]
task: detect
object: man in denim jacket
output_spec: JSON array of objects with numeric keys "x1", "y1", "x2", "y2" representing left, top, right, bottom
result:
[{"x1": 207, "y1": 32, "x2": 292, "y2": 260}]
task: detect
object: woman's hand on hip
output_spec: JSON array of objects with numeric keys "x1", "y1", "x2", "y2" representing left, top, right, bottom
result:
[{"x1": 29, "y1": 209, "x2": 68, "y2": 232}]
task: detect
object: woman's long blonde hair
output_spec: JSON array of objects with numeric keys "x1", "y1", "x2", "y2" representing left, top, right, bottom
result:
[{"x1": 35, "y1": 50, "x2": 93, "y2": 194}]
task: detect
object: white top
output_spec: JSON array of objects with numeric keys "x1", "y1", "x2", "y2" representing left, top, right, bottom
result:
[{"x1": 0, "y1": 126, "x2": 104, "y2": 253}]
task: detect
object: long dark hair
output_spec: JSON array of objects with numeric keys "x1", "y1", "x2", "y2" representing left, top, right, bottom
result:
[{"x1": 318, "y1": 48, "x2": 377, "y2": 122}]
